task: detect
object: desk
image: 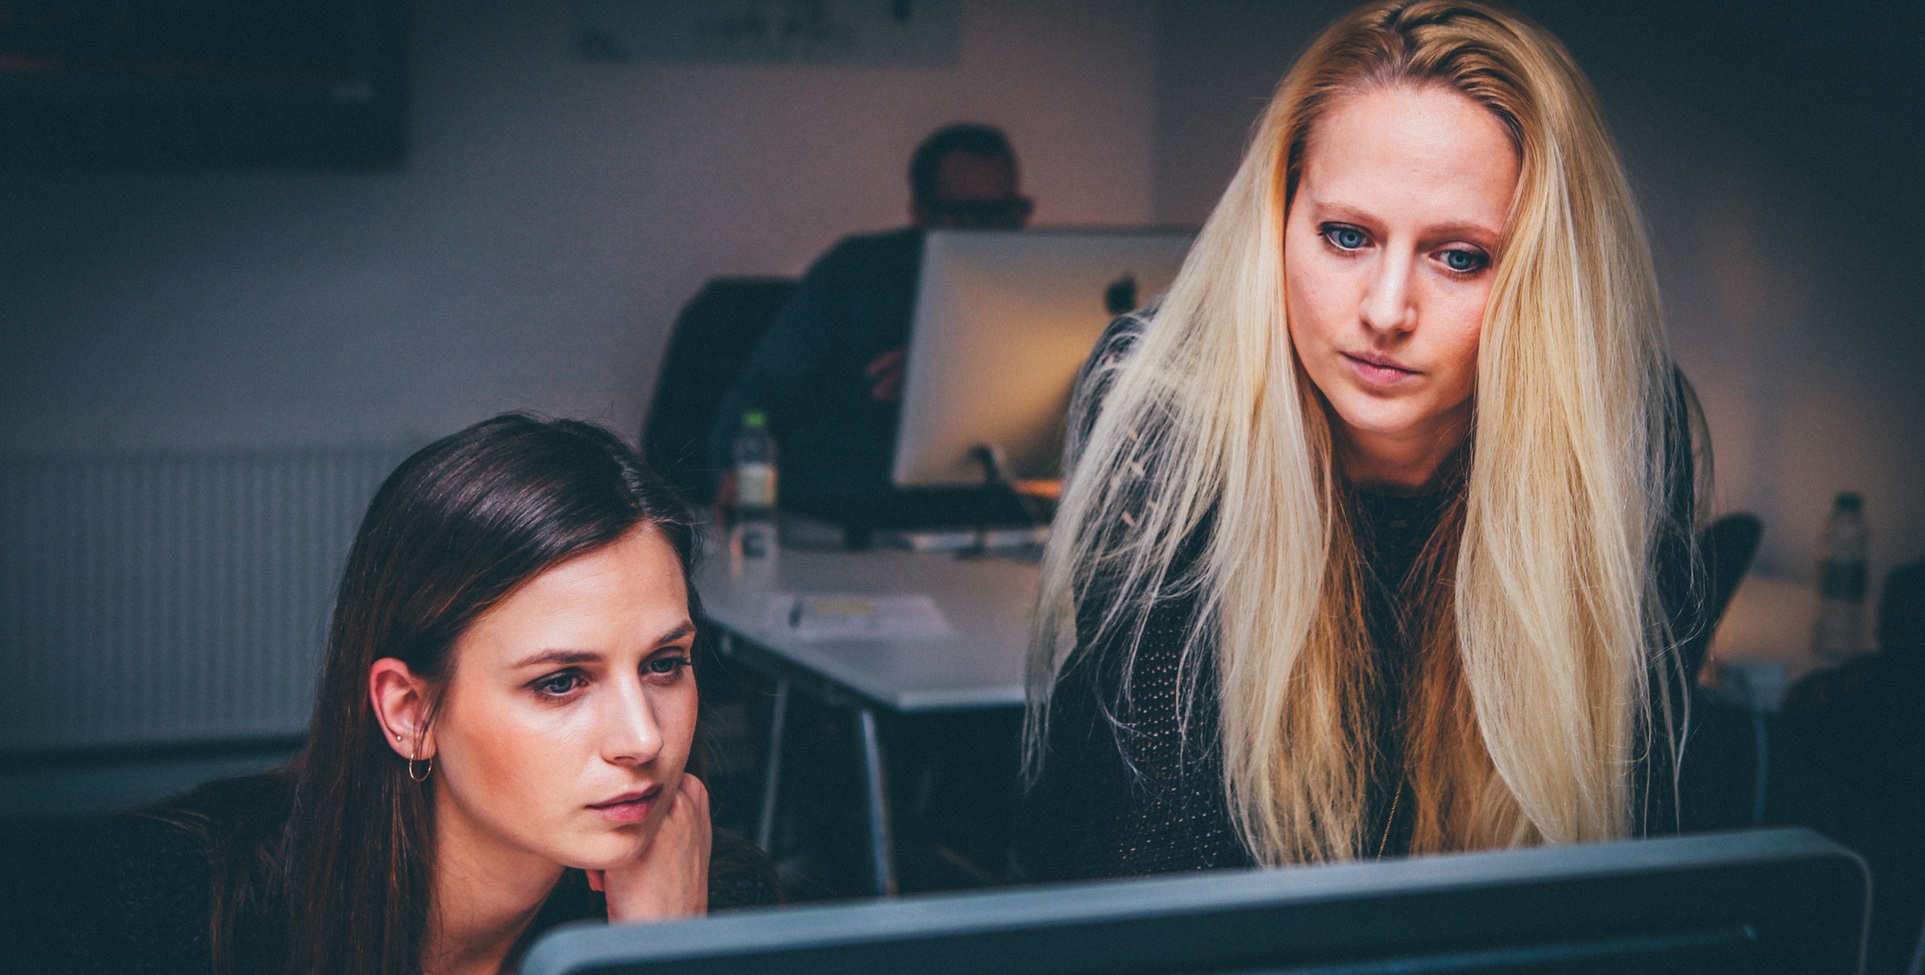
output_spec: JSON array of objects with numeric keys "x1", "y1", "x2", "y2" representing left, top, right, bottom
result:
[
  {"x1": 694, "y1": 542, "x2": 1037, "y2": 895},
  {"x1": 1705, "y1": 571, "x2": 1871, "y2": 707}
]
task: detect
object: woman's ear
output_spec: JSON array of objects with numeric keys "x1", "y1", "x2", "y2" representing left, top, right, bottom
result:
[{"x1": 370, "y1": 657, "x2": 435, "y2": 759}]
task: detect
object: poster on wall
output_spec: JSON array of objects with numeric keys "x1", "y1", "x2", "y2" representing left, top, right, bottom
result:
[{"x1": 571, "y1": 0, "x2": 959, "y2": 66}]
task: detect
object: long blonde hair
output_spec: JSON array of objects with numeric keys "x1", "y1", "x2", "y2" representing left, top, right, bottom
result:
[{"x1": 1028, "y1": 0, "x2": 1695, "y2": 865}]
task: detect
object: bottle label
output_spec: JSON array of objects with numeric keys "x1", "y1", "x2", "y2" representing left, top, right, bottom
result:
[
  {"x1": 1819, "y1": 559, "x2": 1867, "y2": 601},
  {"x1": 738, "y1": 463, "x2": 777, "y2": 508}
]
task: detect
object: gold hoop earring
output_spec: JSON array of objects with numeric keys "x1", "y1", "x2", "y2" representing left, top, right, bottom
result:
[{"x1": 407, "y1": 746, "x2": 433, "y2": 783}]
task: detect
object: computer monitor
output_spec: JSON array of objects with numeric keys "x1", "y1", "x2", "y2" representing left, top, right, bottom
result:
[
  {"x1": 522, "y1": 828, "x2": 1869, "y2": 975},
  {"x1": 891, "y1": 227, "x2": 1195, "y2": 489}
]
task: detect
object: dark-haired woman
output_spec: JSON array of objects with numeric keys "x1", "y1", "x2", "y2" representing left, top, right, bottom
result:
[{"x1": 77, "y1": 415, "x2": 776, "y2": 975}]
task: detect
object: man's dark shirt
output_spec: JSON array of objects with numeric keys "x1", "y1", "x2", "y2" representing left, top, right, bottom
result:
[{"x1": 706, "y1": 228, "x2": 922, "y2": 507}]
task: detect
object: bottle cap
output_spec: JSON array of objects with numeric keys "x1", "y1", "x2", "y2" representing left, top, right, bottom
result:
[
  {"x1": 743, "y1": 410, "x2": 767, "y2": 429},
  {"x1": 1834, "y1": 491, "x2": 1863, "y2": 512}
]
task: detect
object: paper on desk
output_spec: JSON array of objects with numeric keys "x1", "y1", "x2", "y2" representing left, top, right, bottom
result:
[{"x1": 762, "y1": 593, "x2": 953, "y2": 641}]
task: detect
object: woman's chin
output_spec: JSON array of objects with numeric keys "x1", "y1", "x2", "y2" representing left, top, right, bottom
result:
[
  {"x1": 580, "y1": 821, "x2": 673, "y2": 868},
  {"x1": 571, "y1": 854, "x2": 630, "y2": 874}
]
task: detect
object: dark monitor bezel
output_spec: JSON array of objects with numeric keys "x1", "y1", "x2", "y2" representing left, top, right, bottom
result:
[{"x1": 523, "y1": 828, "x2": 1868, "y2": 975}]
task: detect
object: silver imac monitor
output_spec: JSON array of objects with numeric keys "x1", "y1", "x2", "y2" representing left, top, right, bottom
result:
[
  {"x1": 891, "y1": 227, "x2": 1196, "y2": 489},
  {"x1": 523, "y1": 828, "x2": 1870, "y2": 975}
]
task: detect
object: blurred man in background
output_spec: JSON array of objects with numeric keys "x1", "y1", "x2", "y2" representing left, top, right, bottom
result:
[{"x1": 707, "y1": 123, "x2": 1032, "y2": 510}]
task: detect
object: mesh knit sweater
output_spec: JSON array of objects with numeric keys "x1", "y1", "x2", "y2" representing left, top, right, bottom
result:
[{"x1": 1015, "y1": 315, "x2": 1701, "y2": 882}]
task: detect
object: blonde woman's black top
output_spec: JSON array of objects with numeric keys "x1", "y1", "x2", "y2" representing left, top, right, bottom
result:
[{"x1": 1015, "y1": 314, "x2": 1706, "y2": 881}]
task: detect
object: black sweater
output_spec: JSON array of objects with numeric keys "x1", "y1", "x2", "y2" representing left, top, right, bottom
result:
[
  {"x1": 61, "y1": 773, "x2": 779, "y2": 975},
  {"x1": 1016, "y1": 315, "x2": 1704, "y2": 881}
]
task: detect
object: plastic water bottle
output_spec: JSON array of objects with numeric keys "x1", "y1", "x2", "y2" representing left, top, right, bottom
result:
[
  {"x1": 1813, "y1": 491, "x2": 1868, "y2": 663},
  {"x1": 730, "y1": 410, "x2": 778, "y2": 561}
]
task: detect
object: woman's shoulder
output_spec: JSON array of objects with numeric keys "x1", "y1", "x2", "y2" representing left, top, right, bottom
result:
[
  {"x1": 122, "y1": 770, "x2": 294, "y2": 864},
  {"x1": 83, "y1": 772, "x2": 293, "y2": 974},
  {"x1": 148, "y1": 767, "x2": 293, "y2": 821},
  {"x1": 1065, "y1": 308, "x2": 1157, "y2": 462},
  {"x1": 1082, "y1": 308, "x2": 1154, "y2": 380},
  {"x1": 97, "y1": 809, "x2": 220, "y2": 940},
  {"x1": 708, "y1": 828, "x2": 783, "y2": 911},
  {"x1": 103, "y1": 770, "x2": 289, "y2": 886}
]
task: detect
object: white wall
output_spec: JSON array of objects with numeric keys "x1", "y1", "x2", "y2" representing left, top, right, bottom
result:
[
  {"x1": 4, "y1": 0, "x2": 1919, "y2": 589},
  {"x1": 0, "y1": 0, "x2": 1156, "y2": 452},
  {"x1": 1150, "y1": 0, "x2": 1925, "y2": 590}
]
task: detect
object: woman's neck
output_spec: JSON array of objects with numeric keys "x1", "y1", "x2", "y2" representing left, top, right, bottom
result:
[
  {"x1": 1336, "y1": 415, "x2": 1469, "y2": 494},
  {"x1": 422, "y1": 803, "x2": 567, "y2": 975}
]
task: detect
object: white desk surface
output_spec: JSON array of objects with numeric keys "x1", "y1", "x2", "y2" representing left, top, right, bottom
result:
[
  {"x1": 696, "y1": 548, "x2": 1840, "y2": 714},
  {"x1": 1708, "y1": 572, "x2": 1839, "y2": 687},
  {"x1": 694, "y1": 542, "x2": 1039, "y2": 713}
]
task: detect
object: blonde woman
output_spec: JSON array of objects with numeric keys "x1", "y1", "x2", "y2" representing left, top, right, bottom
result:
[{"x1": 1019, "y1": 0, "x2": 1705, "y2": 879}]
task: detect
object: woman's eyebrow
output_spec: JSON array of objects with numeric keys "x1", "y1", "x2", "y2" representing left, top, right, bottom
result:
[
  {"x1": 511, "y1": 621, "x2": 696, "y2": 669},
  {"x1": 1309, "y1": 202, "x2": 1501, "y2": 241},
  {"x1": 649, "y1": 620, "x2": 697, "y2": 648},
  {"x1": 513, "y1": 648, "x2": 601, "y2": 669},
  {"x1": 1423, "y1": 221, "x2": 1503, "y2": 243},
  {"x1": 1308, "y1": 200, "x2": 1374, "y2": 223}
]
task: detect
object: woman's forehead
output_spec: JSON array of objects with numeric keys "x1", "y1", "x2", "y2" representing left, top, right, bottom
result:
[
  {"x1": 453, "y1": 527, "x2": 690, "y2": 669},
  {"x1": 1296, "y1": 85, "x2": 1518, "y2": 234}
]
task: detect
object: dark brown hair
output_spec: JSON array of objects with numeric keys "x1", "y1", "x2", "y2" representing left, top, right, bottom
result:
[
  {"x1": 198, "y1": 414, "x2": 698, "y2": 974},
  {"x1": 908, "y1": 122, "x2": 1018, "y2": 209}
]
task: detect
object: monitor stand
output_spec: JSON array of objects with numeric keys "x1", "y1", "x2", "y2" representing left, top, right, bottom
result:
[{"x1": 952, "y1": 445, "x2": 1040, "y2": 557}]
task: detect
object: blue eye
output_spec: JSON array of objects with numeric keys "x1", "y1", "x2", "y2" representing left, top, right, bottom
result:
[
  {"x1": 1441, "y1": 248, "x2": 1489, "y2": 273},
  {"x1": 532, "y1": 671, "x2": 584, "y2": 697},
  {"x1": 1324, "y1": 225, "x2": 1368, "y2": 250},
  {"x1": 646, "y1": 654, "x2": 691, "y2": 678}
]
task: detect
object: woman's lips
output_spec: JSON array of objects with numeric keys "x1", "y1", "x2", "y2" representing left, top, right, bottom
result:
[
  {"x1": 1342, "y1": 351, "x2": 1419, "y2": 387},
  {"x1": 588, "y1": 788, "x2": 660, "y2": 824}
]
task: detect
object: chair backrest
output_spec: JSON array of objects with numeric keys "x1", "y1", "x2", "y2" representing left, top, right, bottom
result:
[
  {"x1": 1683, "y1": 511, "x2": 1765, "y2": 681},
  {"x1": 641, "y1": 277, "x2": 797, "y2": 505}
]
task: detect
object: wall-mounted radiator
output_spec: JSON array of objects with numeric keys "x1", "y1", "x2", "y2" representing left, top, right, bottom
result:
[{"x1": 0, "y1": 446, "x2": 415, "y2": 753}]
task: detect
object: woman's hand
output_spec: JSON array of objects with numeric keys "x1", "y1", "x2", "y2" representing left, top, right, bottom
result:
[{"x1": 588, "y1": 773, "x2": 712, "y2": 923}]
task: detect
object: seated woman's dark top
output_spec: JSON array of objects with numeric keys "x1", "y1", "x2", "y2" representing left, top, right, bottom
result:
[
  {"x1": 1015, "y1": 314, "x2": 1707, "y2": 881},
  {"x1": 67, "y1": 772, "x2": 780, "y2": 974}
]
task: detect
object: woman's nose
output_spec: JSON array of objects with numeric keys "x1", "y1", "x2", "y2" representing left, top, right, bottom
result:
[
  {"x1": 600, "y1": 680, "x2": 664, "y2": 767},
  {"x1": 1359, "y1": 254, "x2": 1416, "y2": 336}
]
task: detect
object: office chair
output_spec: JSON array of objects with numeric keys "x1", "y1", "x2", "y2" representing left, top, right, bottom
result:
[
  {"x1": 1675, "y1": 511, "x2": 1768, "y2": 832},
  {"x1": 1682, "y1": 511, "x2": 1765, "y2": 683},
  {"x1": 640, "y1": 276, "x2": 797, "y2": 505}
]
